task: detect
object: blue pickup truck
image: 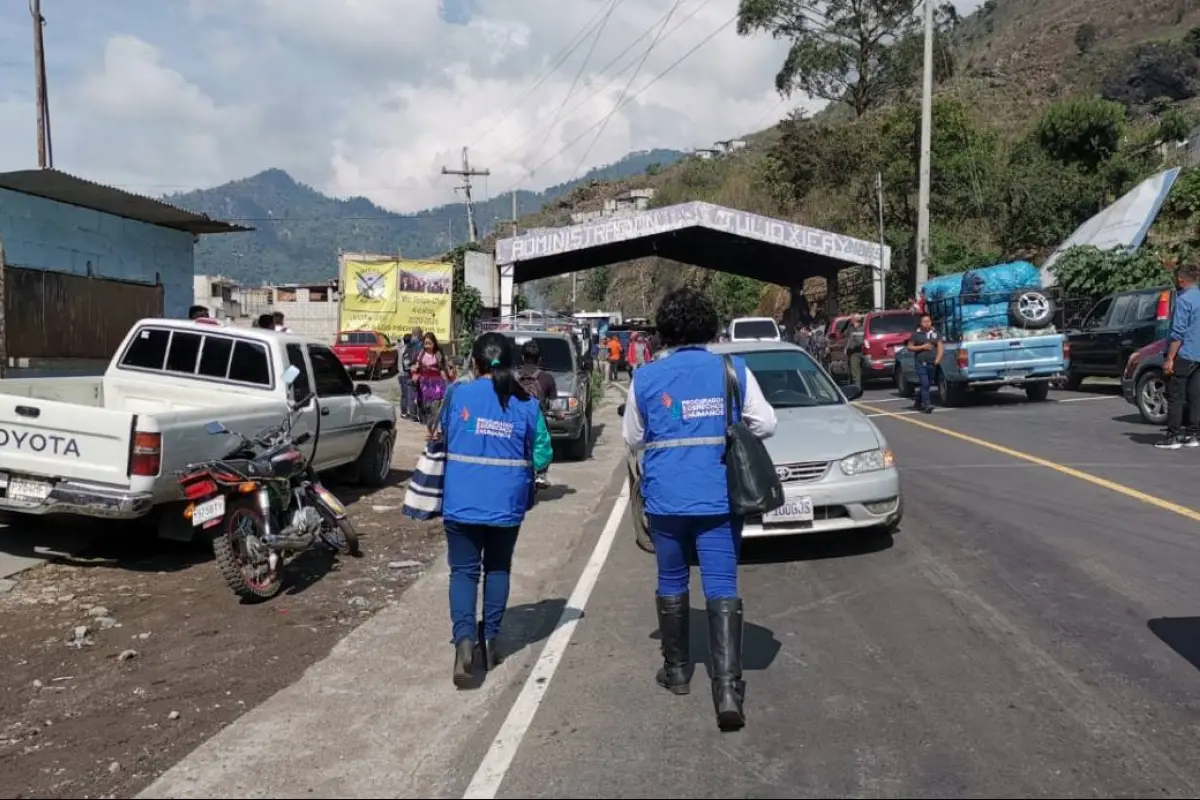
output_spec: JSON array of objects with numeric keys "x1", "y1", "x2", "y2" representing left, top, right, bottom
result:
[{"x1": 894, "y1": 284, "x2": 1070, "y2": 406}]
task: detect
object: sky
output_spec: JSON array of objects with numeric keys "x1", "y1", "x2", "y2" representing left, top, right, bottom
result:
[{"x1": 0, "y1": 0, "x2": 985, "y2": 214}]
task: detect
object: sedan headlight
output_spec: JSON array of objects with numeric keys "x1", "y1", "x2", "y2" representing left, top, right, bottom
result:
[
  {"x1": 548, "y1": 396, "x2": 580, "y2": 413},
  {"x1": 840, "y1": 448, "x2": 895, "y2": 475}
]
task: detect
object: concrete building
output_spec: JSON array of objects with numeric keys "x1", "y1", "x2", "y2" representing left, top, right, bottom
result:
[
  {"x1": 569, "y1": 188, "x2": 657, "y2": 224},
  {"x1": 194, "y1": 275, "x2": 341, "y2": 341},
  {"x1": 0, "y1": 169, "x2": 245, "y2": 372}
]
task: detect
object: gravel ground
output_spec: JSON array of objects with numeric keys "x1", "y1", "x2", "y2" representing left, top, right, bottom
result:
[{"x1": 0, "y1": 425, "x2": 440, "y2": 799}]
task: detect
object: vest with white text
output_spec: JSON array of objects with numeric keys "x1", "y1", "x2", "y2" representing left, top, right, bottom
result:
[
  {"x1": 443, "y1": 379, "x2": 539, "y2": 526},
  {"x1": 634, "y1": 348, "x2": 747, "y2": 516}
]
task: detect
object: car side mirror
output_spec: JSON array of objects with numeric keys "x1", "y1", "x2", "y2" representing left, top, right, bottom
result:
[
  {"x1": 617, "y1": 403, "x2": 626, "y2": 417},
  {"x1": 843, "y1": 385, "x2": 863, "y2": 401},
  {"x1": 582, "y1": 356, "x2": 593, "y2": 371},
  {"x1": 204, "y1": 421, "x2": 228, "y2": 435},
  {"x1": 354, "y1": 383, "x2": 372, "y2": 396}
]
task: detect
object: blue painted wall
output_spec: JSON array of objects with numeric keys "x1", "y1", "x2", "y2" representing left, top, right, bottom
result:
[{"x1": 0, "y1": 188, "x2": 194, "y2": 318}]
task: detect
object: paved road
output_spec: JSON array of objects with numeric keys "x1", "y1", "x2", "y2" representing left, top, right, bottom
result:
[{"x1": 146, "y1": 380, "x2": 1200, "y2": 799}]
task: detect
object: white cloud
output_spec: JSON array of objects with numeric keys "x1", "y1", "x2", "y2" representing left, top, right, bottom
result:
[{"x1": 0, "y1": 0, "x2": 989, "y2": 213}]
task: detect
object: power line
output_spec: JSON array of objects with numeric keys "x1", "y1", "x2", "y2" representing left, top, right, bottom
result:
[
  {"x1": 526, "y1": 0, "x2": 624, "y2": 172},
  {"x1": 465, "y1": 3, "x2": 620, "y2": 150},
  {"x1": 568, "y1": 0, "x2": 684, "y2": 182},
  {"x1": 493, "y1": 0, "x2": 717, "y2": 169},
  {"x1": 501, "y1": 11, "x2": 737, "y2": 197}
]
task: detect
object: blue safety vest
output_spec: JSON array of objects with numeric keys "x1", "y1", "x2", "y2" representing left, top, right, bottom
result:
[
  {"x1": 634, "y1": 347, "x2": 748, "y2": 516},
  {"x1": 443, "y1": 380, "x2": 539, "y2": 526}
]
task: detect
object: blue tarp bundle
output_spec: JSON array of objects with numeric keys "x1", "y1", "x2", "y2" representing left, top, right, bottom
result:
[
  {"x1": 923, "y1": 261, "x2": 1045, "y2": 337},
  {"x1": 922, "y1": 261, "x2": 1041, "y2": 303}
]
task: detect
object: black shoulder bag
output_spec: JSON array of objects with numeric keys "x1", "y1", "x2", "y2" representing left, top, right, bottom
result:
[{"x1": 722, "y1": 356, "x2": 785, "y2": 516}]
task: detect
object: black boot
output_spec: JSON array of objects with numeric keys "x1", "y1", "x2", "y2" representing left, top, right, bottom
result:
[
  {"x1": 478, "y1": 616, "x2": 502, "y2": 671},
  {"x1": 706, "y1": 598, "x2": 746, "y2": 731},
  {"x1": 452, "y1": 637, "x2": 475, "y2": 688},
  {"x1": 655, "y1": 593, "x2": 690, "y2": 694}
]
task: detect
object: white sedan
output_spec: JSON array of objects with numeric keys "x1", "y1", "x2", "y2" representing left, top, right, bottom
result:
[{"x1": 620, "y1": 342, "x2": 902, "y2": 546}]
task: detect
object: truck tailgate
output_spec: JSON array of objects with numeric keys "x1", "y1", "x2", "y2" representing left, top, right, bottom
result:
[
  {"x1": 0, "y1": 397, "x2": 134, "y2": 485},
  {"x1": 1003, "y1": 335, "x2": 1064, "y2": 372}
]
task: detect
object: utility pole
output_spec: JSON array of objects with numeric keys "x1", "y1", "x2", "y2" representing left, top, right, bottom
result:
[
  {"x1": 875, "y1": 171, "x2": 887, "y2": 311},
  {"x1": 914, "y1": 0, "x2": 934, "y2": 290},
  {"x1": 441, "y1": 147, "x2": 489, "y2": 242},
  {"x1": 31, "y1": 0, "x2": 52, "y2": 168}
]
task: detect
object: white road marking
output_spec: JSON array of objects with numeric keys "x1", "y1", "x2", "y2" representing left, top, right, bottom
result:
[
  {"x1": 462, "y1": 486, "x2": 630, "y2": 799},
  {"x1": 1056, "y1": 395, "x2": 1119, "y2": 403}
]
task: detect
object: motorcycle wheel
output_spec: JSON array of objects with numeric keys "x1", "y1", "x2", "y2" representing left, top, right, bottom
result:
[
  {"x1": 314, "y1": 501, "x2": 361, "y2": 557},
  {"x1": 212, "y1": 498, "x2": 284, "y2": 601}
]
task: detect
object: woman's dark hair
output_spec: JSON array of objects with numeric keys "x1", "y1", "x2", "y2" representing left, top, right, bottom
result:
[
  {"x1": 423, "y1": 331, "x2": 440, "y2": 350},
  {"x1": 472, "y1": 332, "x2": 529, "y2": 410},
  {"x1": 655, "y1": 287, "x2": 719, "y2": 347}
]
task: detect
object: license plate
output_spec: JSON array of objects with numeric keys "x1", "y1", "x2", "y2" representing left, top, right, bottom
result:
[
  {"x1": 315, "y1": 486, "x2": 346, "y2": 516},
  {"x1": 192, "y1": 496, "x2": 225, "y2": 526},
  {"x1": 1005, "y1": 370, "x2": 1028, "y2": 380},
  {"x1": 8, "y1": 476, "x2": 51, "y2": 503},
  {"x1": 763, "y1": 496, "x2": 814, "y2": 524}
]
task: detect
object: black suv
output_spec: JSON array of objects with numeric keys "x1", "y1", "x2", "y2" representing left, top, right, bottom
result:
[{"x1": 1065, "y1": 286, "x2": 1170, "y2": 390}]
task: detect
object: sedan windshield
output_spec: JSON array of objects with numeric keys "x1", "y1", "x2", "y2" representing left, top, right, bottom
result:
[{"x1": 739, "y1": 349, "x2": 844, "y2": 408}]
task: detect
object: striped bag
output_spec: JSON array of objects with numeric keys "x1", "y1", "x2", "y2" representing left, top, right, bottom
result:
[{"x1": 401, "y1": 440, "x2": 446, "y2": 520}]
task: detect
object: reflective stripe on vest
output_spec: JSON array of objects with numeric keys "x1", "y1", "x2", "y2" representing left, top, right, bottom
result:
[
  {"x1": 446, "y1": 453, "x2": 531, "y2": 467},
  {"x1": 643, "y1": 436, "x2": 725, "y2": 450}
]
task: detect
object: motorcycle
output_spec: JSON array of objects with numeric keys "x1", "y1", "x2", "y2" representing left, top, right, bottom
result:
[{"x1": 177, "y1": 365, "x2": 360, "y2": 601}]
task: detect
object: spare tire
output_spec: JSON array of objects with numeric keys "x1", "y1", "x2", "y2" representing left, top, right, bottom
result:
[{"x1": 1009, "y1": 289, "x2": 1054, "y2": 329}]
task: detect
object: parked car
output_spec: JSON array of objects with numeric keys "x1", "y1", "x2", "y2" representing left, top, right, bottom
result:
[
  {"x1": 0, "y1": 320, "x2": 397, "y2": 537},
  {"x1": 501, "y1": 330, "x2": 594, "y2": 460},
  {"x1": 331, "y1": 329, "x2": 400, "y2": 380},
  {"x1": 1066, "y1": 287, "x2": 1171, "y2": 390},
  {"x1": 1122, "y1": 338, "x2": 1177, "y2": 425},
  {"x1": 620, "y1": 342, "x2": 902, "y2": 547},
  {"x1": 828, "y1": 309, "x2": 918, "y2": 387},
  {"x1": 728, "y1": 317, "x2": 781, "y2": 342}
]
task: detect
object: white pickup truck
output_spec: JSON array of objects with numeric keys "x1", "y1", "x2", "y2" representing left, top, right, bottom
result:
[{"x1": 0, "y1": 319, "x2": 397, "y2": 536}]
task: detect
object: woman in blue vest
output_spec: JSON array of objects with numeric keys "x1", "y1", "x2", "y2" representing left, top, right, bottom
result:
[
  {"x1": 439, "y1": 332, "x2": 553, "y2": 687},
  {"x1": 622, "y1": 288, "x2": 777, "y2": 730}
]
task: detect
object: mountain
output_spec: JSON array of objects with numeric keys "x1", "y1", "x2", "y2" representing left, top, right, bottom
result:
[{"x1": 169, "y1": 149, "x2": 686, "y2": 285}]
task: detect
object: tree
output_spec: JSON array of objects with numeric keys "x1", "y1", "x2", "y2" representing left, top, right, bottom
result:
[
  {"x1": 1034, "y1": 97, "x2": 1126, "y2": 170},
  {"x1": 1051, "y1": 245, "x2": 1172, "y2": 298},
  {"x1": 710, "y1": 273, "x2": 764, "y2": 321},
  {"x1": 737, "y1": 0, "x2": 954, "y2": 116}
]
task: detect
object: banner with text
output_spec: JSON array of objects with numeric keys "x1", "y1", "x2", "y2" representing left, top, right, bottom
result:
[{"x1": 339, "y1": 257, "x2": 453, "y2": 342}]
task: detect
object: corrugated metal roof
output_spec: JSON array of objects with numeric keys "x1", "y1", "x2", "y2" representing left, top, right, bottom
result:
[{"x1": 0, "y1": 169, "x2": 251, "y2": 235}]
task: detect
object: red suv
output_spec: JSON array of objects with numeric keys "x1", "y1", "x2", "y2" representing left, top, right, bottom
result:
[{"x1": 829, "y1": 310, "x2": 919, "y2": 386}]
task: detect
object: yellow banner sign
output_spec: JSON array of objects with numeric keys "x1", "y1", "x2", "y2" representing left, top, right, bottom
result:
[{"x1": 339, "y1": 258, "x2": 453, "y2": 342}]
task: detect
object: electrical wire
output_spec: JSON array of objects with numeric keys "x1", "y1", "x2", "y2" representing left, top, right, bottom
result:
[
  {"x1": 493, "y1": 0, "x2": 717, "y2": 169},
  {"x1": 525, "y1": 0, "x2": 624, "y2": 174},
  {"x1": 465, "y1": 3, "x2": 620, "y2": 150},
  {"x1": 500, "y1": 11, "x2": 737, "y2": 197},
  {"x1": 566, "y1": 0, "x2": 684, "y2": 183}
]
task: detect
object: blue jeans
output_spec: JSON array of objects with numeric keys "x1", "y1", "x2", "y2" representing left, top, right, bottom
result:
[
  {"x1": 915, "y1": 361, "x2": 934, "y2": 408},
  {"x1": 649, "y1": 513, "x2": 742, "y2": 600},
  {"x1": 445, "y1": 520, "x2": 520, "y2": 642},
  {"x1": 400, "y1": 377, "x2": 417, "y2": 417}
]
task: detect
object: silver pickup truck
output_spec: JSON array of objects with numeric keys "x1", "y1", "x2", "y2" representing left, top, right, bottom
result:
[{"x1": 0, "y1": 319, "x2": 397, "y2": 536}]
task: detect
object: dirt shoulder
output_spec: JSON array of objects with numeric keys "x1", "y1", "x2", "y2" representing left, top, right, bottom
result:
[{"x1": 0, "y1": 425, "x2": 438, "y2": 800}]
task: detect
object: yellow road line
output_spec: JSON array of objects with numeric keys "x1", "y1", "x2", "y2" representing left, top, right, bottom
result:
[{"x1": 855, "y1": 401, "x2": 1200, "y2": 523}]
